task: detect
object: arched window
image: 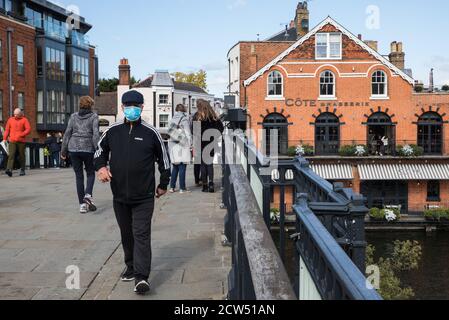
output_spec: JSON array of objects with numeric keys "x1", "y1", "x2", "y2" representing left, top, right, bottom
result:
[
  {"x1": 372, "y1": 70, "x2": 387, "y2": 97},
  {"x1": 367, "y1": 112, "x2": 395, "y2": 156},
  {"x1": 267, "y1": 71, "x2": 283, "y2": 97},
  {"x1": 315, "y1": 113, "x2": 340, "y2": 155},
  {"x1": 263, "y1": 113, "x2": 288, "y2": 156},
  {"x1": 319, "y1": 71, "x2": 335, "y2": 97},
  {"x1": 418, "y1": 112, "x2": 443, "y2": 155}
]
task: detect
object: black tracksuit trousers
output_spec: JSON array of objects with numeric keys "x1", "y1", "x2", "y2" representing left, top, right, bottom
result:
[{"x1": 113, "y1": 200, "x2": 155, "y2": 281}]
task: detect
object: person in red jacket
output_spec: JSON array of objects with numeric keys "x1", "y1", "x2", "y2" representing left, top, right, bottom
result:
[{"x1": 2, "y1": 108, "x2": 31, "y2": 177}]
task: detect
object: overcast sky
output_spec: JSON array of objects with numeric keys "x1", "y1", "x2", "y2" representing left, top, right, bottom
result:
[{"x1": 52, "y1": 0, "x2": 449, "y2": 97}]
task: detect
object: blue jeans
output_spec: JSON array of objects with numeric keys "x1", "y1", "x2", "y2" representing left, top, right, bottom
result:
[{"x1": 170, "y1": 164, "x2": 187, "y2": 190}]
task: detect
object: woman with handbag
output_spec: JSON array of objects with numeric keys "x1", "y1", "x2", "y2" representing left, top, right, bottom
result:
[{"x1": 168, "y1": 104, "x2": 192, "y2": 194}]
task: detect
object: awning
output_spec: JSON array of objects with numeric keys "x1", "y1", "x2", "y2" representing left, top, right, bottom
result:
[
  {"x1": 310, "y1": 164, "x2": 354, "y2": 180},
  {"x1": 358, "y1": 163, "x2": 449, "y2": 181}
]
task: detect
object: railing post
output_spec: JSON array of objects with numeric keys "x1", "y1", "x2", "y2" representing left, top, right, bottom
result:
[{"x1": 348, "y1": 194, "x2": 369, "y2": 273}]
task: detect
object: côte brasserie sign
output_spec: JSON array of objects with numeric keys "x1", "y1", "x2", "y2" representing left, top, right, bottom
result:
[{"x1": 285, "y1": 98, "x2": 371, "y2": 108}]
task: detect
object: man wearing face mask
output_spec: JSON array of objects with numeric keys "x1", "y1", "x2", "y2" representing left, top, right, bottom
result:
[
  {"x1": 94, "y1": 90, "x2": 171, "y2": 295},
  {"x1": 3, "y1": 108, "x2": 31, "y2": 177}
]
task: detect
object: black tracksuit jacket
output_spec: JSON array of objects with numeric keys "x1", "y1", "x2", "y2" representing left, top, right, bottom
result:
[{"x1": 94, "y1": 118, "x2": 171, "y2": 204}]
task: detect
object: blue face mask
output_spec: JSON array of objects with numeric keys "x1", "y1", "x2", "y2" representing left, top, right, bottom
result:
[{"x1": 124, "y1": 106, "x2": 142, "y2": 122}]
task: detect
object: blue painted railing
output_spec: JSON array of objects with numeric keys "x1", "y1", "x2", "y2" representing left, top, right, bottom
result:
[{"x1": 222, "y1": 133, "x2": 382, "y2": 300}]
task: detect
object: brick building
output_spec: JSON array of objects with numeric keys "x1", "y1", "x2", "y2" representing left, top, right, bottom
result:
[
  {"x1": 230, "y1": 4, "x2": 449, "y2": 214},
  {"x1": 0, "y1": 0, "x2": 98, "y2": 142}
]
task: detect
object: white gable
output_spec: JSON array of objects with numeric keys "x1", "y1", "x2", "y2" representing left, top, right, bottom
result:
[{"x1": 244, "y1": 16, "x2": 415, "y2": 86}]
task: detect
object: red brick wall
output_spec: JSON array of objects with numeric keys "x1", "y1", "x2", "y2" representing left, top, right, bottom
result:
[
  {"x1": 239, "y1": 42, "x2": 293, "y2": 107},
  {"x1": 245, "y1": 24, "x2": 449, "y2": 153},
  {"x1": 0, "y1": 16, "x2": 39, "y2": 141},
  {"x1": 409, "y1": 181, "x2": 449, "y2": 212}
]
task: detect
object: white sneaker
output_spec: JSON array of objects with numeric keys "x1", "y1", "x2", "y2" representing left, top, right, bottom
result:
[
  {"x1": 179, "y1": 190, "x2": 191, "y2": 194},
  {"x1": 83, "y1": 194, "x2": 97, "y2": 212},
  {"x1": 169, "y1": 188, "x2": 175, "y2": 193},
  {"x1": 80, "y1": 204, "x2": 89, "y2": 214}
]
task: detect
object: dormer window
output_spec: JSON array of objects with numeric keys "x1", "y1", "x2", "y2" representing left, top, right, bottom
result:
[{"x1": 316, "y1": 33, "x2": 342, "y2": 59}]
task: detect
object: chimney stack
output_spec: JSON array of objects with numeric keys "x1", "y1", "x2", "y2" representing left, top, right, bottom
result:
[
  {"x1": 295, "y1": 1, "x2": 309, "y2": 39},
  {"x1": 119, "y1": 58, "x2": 131, "y2": 86},
  {"x1": 364, "y1": 40, "x2": 378, "y2": 52},
  {"x1": 429, "y1": 68, "x2": 434, "y2": 92},
  {"x1": 389, "y1": 41, "x2": 405, "y2": 70}
]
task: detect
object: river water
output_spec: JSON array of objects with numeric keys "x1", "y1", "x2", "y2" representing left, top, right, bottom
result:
[
  {"x1": 277, "y1": 230, "x2": 449, "y2": 300},
  {"x1": 367, "y1": 231, "x2": 449, "y2": 300}
]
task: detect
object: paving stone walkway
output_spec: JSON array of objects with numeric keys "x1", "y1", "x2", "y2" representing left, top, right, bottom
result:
[{"x1": 0, "y1": 167, "x2": 230, "y2": 300}]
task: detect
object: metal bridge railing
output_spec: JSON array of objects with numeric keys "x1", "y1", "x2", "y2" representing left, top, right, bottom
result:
[{"x1": 222, "y1": 132, "x2": 382, "y2": 301}]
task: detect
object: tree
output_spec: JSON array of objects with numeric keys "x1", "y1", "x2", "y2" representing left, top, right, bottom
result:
[
  {"x1": 367, "y1": 240, "x2": 422, "y2": 300},
  {"x1": 98, "y1": 77, "x2": 139, "y2": 92},
  {"x1": 442, "y1": 85, "x2": 449, "y2": 92},
  {"x1": 172, "y1": 70, "x2": 208, "y2": 90}
]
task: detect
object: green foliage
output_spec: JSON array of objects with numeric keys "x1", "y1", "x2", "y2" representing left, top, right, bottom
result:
[
  {"x1": 302, "y1": 144, "x2": 315, "y2": 156},
  {"x1": 424, "y1": 208, "x2": 449, "y2": 221},
  {"x1": 98, "y1": 77, "x2": 139, "y2": 92},
  {"x1": 367, "y1": 241, "x2": 422, "y2": 300},
  {"x1": 414, "y1": 85, "x2": 424, "y2": 93},
  {"x1": 339, "y1": 145, "x2": 356, "y2": 156},
  {"x1": 287, "y1": 144, "x2": 315, "y2": 157},
  {"x1": 396, "y1": 144, "x2": 424, "y2": 157},
  {"x1": 287, "y1": 146, "x2": 298, "y2": 157},
  {"x1": 442, "y1": 85, "x2": 449, "y2": 92},
  {"x1": 369, "y1": 208, "x2": 383, "y2": 219},
  {"x1": 172, "y1": 70, "x2": 208, "y2": 90},
  {"x1": 369, "y1": 208, "x2": 401, "y2": 221}
]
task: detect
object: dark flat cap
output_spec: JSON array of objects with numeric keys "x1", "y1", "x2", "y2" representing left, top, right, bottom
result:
[{"x1": 122, "y1": 90, "x2": 144, "y2": 105}]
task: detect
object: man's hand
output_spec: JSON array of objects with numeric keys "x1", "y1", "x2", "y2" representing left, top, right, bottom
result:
[
  {"x1": 98, "y1": 167, "x2": 113, "y2": 183},
  {"x1": 156, "y1": 188, "x2": 167, "y2": 199},
  {"x1": 61, "y1": 154, "x2": 67, "y2": 160}
]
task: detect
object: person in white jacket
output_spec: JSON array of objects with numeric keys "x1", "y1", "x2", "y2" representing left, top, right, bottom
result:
[{"x1": 168, "y1": 105, "x2": 192, "y2": 194}]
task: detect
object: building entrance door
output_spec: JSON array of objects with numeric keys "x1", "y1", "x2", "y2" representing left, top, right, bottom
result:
[{"x1": 361, "y1": 181, "x2": 408, "y2": 213}]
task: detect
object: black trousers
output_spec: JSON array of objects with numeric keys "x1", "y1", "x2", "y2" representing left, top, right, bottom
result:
[
  {"x1": 194, "y1": 164, "x2": 201, "y2": 184},
  {"x1": 70, "y1": 152, "x2": 95, "y2": 204},
  {"x1": 113, "y1": 200, "x2": 155, "y2": 281},
  {"x1": 201, "y1": 162, "x2": 214, "y2": 186}
]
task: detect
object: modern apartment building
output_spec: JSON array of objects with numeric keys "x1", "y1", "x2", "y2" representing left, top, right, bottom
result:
[{"x1": 0, "y1": 0, "x2": 98, "y2": 141}]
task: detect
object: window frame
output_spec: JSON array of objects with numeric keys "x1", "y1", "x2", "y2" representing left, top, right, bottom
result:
[
  {"x1": 159, "y1": 114, "x2": 170, "y2": 128},
  {"x1": 158, "y1": 94, "x2": 169, "y2": 105},
  {"x1": 371, "y1": 70, "x2": 388, "y2": 98},
  {"x1": 267, "y1": 70, "x2": 284, "y2": 98},
  {"x1": 18, "y1": 92, "x2": 25, "y2": 110},
  {"x1": 17, "y1": 45, "x2": 24, "y2": 76},
  {"x1": 427, "y1": 181, "x2": 441, "y2": 202},
  {"x1": 319, "y1": 70, "x2": 336, "y2": 98},
  {"x1": 315, "y1": 33, "x2": 342, "y2": 60}
]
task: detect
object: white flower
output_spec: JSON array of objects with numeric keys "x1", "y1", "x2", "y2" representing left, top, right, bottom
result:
[
  {"x1": 402, "y1": 145, "x2": 414, "y2": 157},
  {"x1": 296, "y1": 145, "x2": 305, "y2": 156},
  {"x1": 385, "y1": 209, "x2": 397, "y2": 222},
  {"x1": 355, "y1": 145, "x2": 366, "y2": 157}
]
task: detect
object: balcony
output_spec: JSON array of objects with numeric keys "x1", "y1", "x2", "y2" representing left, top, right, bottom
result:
[{"x1": 271, "y1": 140, "x2": 448, "y2": 159}]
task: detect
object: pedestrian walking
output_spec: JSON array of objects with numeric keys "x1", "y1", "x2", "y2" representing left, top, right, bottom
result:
[
  {"x1": 190, "y1": 112, "x2": 202, "y2": 186},
  {"x1": 95, "y1": 90, "x2": 171, "y2": 295},
  {"x1": 0, "y1": 124, "x2": 6, "y2": 170},
  {"x1": 192, "y1": 99, "x2": 224, "y2": 193},
  {"x1": 61, "y1": 96, "x2": 100, "y2": 214},
  {"x1": 168, "y1": 104, "x2": 192, "y2": 194},
  {"x1": 45, "y1": 133, "x2": 62, "y2": 169},
  {"x1": 2, "y1": 108, "x2": 31, "y2": 177}
]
